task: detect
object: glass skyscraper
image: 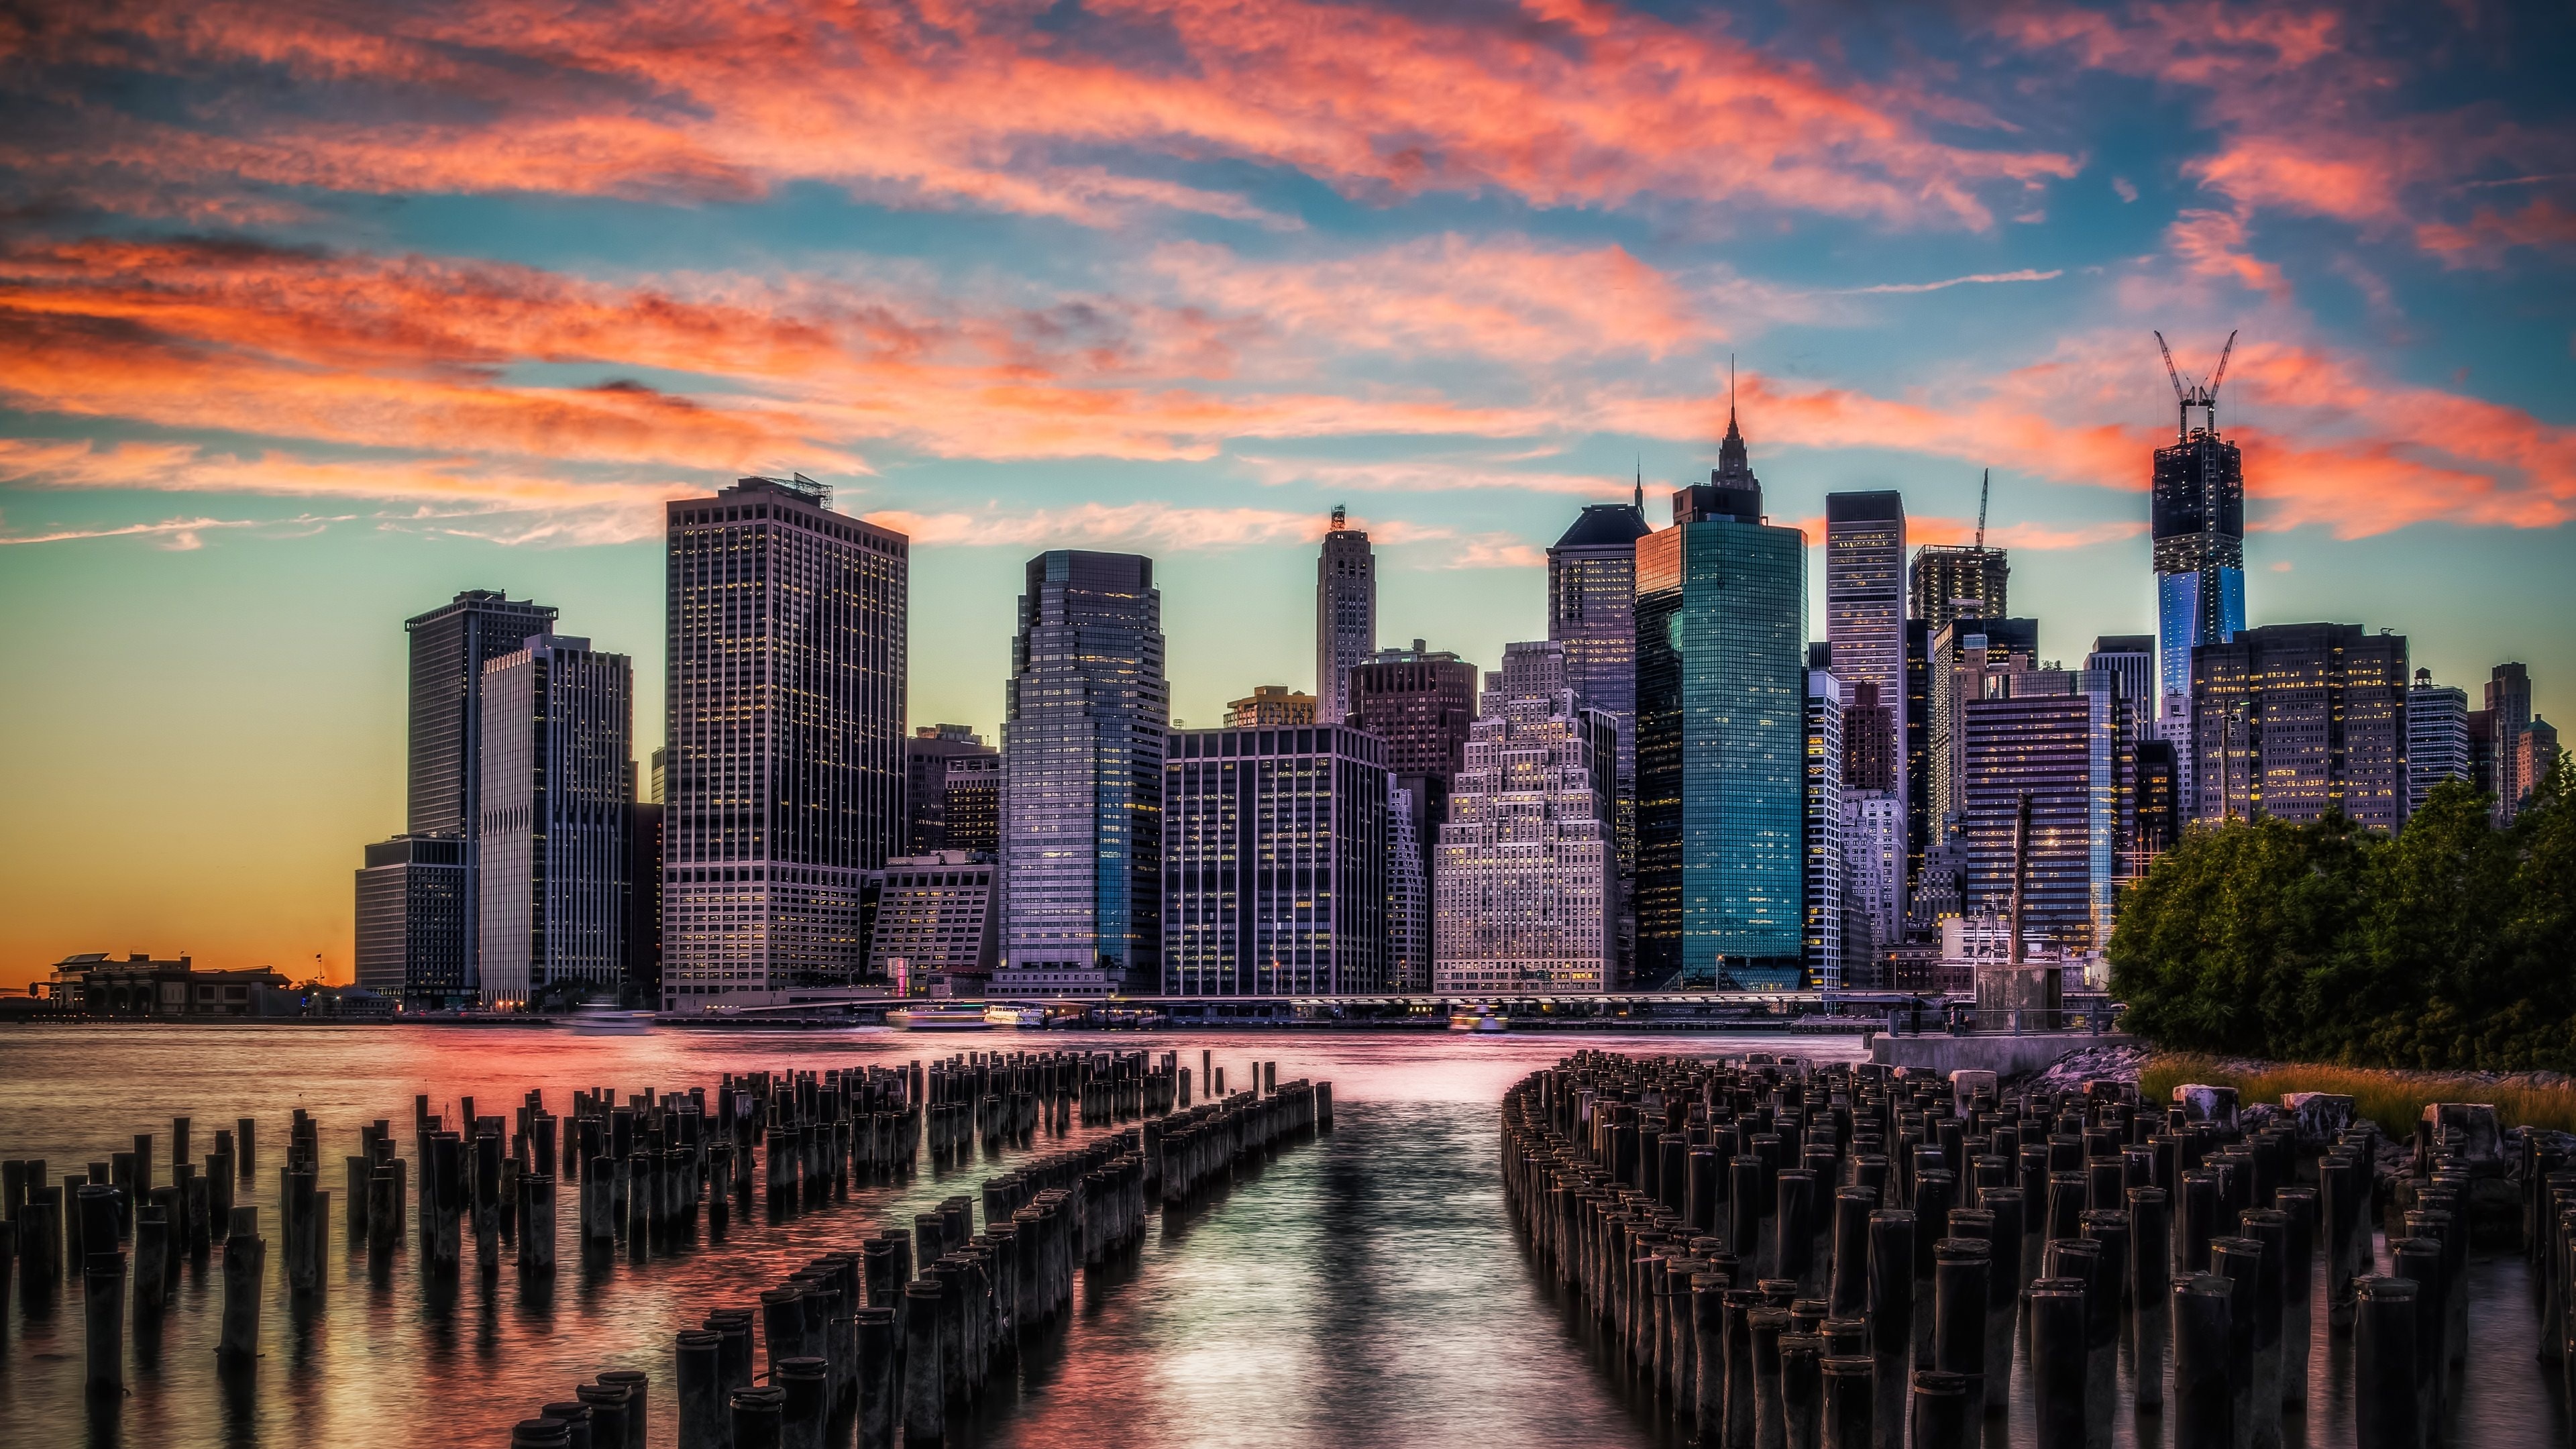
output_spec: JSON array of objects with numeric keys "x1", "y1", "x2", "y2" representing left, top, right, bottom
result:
[
  {"x1": 998, "y1": 550, "x2": 1169, "y2": 996},
  {"x1": 2406, "y1": 668, "x2": 2470, "y2": 818},
  {"x1": 662, "y1": 475, "x2": 908, "y2": 1008},
  {"x1": 1634, "y1": 414, "x2": 1809, "y2": 989},
  {"x1": 2151, "y1": 396, "x2": 2247, "y2": 711},
  {"x1": 476, "y1": 635, "x2": 633, "y2": 1008}
]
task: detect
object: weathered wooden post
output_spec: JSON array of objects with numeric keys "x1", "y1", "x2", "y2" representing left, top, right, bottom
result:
[
  {"x1": 2353, "y1": 1275, "x2": 2421, "y2": 1449},
  {"x1": 1819, "y1": 1354, "x2": 1873, "y2": 1449},
  {"x1": 902, "y1": 1279, "x2": 944, "y2": 1446},
  {"x1": 1866, "y1": 1211, "x2": 1913, "y2": 1449},
  {"x1": 777, "y1": 1356, "x2": 830, "y2": 1449},
  {"x1": 2171, "y1": 1275, "x2": 2237, "y2": 1449},
  {"x1": 219, "y1": 1205, "x2": 264, "y2": 1363},
  {"x1": 1931, "y1": 1238, "x2": 1989, "y2": 1424},
  {"x1": 676, "y1": 1329, "x2": 725, "y2": 1449},
  {"x1": 2029, "y1": 1279, "x2": 2086, "y2": 1449}
]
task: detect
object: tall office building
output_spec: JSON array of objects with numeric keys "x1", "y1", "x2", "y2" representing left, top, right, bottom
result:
[
  {"x1": 1550, "y1": 490, "x2": 1652, "y2": 825},
  {"x1": 1910, "y1": 545, "x2": 2009, "y2": 631},
  {"x1": 2129, "y1": 740, "x2": 2178, "y2": 871},
  {"x1": 1348, "y1": 639, "x2": 1479, "y2": 944},
  {"x1": 1635, "y1": 413, "x2": 1808, "y2": 989},
  {"x1": 476, "y1": 635, "x2": 633, "y2": 1007},
  {"x1": 2406, "y1": 668, "x2": 2471, "y2": 818},
  {"x1": 1387, "y1": 783, "x2": 1430, "y2": 992},
  {"x1": 1315, "y1": 508, "x2": 1377, "y2": 724},
  {"x1": 2152, "y1": 374, "x2": 2248, "y2": 717},
  {"x1": 663, "y1": 475, "x2": 908, "y2": 1009},
  {"x1": 938, "y1": 755, "x2": 1002, "y2": 857},
  {"x1": 354, "y1": 835, "x2": 470, "y2": 1008},
  {"x1": 1435, "y1": 643, "x2": 1617, "y2": 994},
  {"x1": 1163, "y1": 723, "x2": 1390, "y2": 995},
  {"x1": 906, "y1": 724, "x2": 996, "y2": 855},
  {"x1": 1960, "y1": 672, "x2": 2123, "y2": 950},
  {"x1": 2489, "y1": 663, "x2": 2534, "y2": 824},
  {"x1": 1925, "y1": 616, "x2": 2040, "y2": 833},
  {"x1": 1226, "y1": 686, "x2": 1316, "y2": 728},
  {"x1": 1903, "y1": 619, "x2": 1931, "y2": 903},
  {"x1": 2191, "y1": 623, "x2": 2408, "y2": 834},
  {"x1": 400, "y1": 588, "x2": 559, "y2": 989},
  {"x1": 1825, "y1": 491, "x2": 1907, "y2": 902},
  {"x1": 1841, "y1": 792, "x2": 1904, "y2": 968},
  {"x1": 1801, "y1": 665, "x2": 1845, "y2": 989},
  {"x1": 998, "y1": 550, "x2": 1168, "y2": 996},
  {"x1": 2519, "y1": 720, "x2": 2563, "y2": 814}
]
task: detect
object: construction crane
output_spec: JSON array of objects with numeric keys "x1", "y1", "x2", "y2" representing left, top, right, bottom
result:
[
  {"x1": 2155, "y1": 329, "x2": 2238, "y2": 439},
  {"x1": 1974, "y1": 468, "x2": 1990, "y2": 553}
]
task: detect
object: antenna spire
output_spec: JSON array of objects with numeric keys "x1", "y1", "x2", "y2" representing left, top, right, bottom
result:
[
  {"x1": 1729, "y1": 354, "x2": 1737, "y2": 425},
  {"x1": 1975, "y1": 468, "x2": 1990, "y2": 553},
  {"x1": 1634, "y1": 456, "x2": 1644, "y2": 512},
  {"x1": 1329, "y1": 503, "x2": 1346, "y2": 532}
]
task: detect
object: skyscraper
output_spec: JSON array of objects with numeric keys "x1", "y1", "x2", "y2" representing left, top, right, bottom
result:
[
  {"x1": 1960, "y1": 674, "x2": 2123, "y2": 951},
  {"x1": 1909, "y1": 545, "x2": 2009, "y2": 630},
  {"x1": 2489, "y1": 663, "x2": 2534, "y2": 824},
  {"x1": 1163, "y1": 723, "x2": 1390, "y2": 995},
  {"x1": 1387, "y1": 783, "x2": 1429, "y2": 992},
  {"x1": 1825, "y1": 492, "x2": 1907, "y2": 892},
  {"x1": 627, "y1": 800, "x2": 662, "y2": 1007},
  {"x1": 476, "y1": 635, "x2": 633, "y2": 1008},
  {"x1": 938, "y1": 755, "x2": 1002, "y2": 857},
  {"x1": 1435, "y1": 642, "x2": 1617, "y2": 994},
  {"x1": 2151, "y1": 360, "x2": 2248, "y2": 716},
  {"x1": 1634, "y1": 413, "x2": 1809, "y2": 989},
  {"x1": 2085, "y1": 636, "x2": 2156, "y2": 714},
  {"x1": 998, "y1": 550, "x2": 1168, "y2": 996},
  {"x1": 663, "y1": 475, "x2": 908, "y2": 1010},
  {"x1": 905, "y1": 724, "x2": 996, "y2": 855},
  {"x1": 2406, "y1": 668, "x2": 2471, "y2": 818},
  {"x1": 1925, "y1": 616, "x2": 2040, "y2": 834},
  {"x1": 401, "y1": 587, "x2": 559, "y2": 988},
  {"x1": 1314, "y1": 508, "x2": 1376, "y2": 724},
  {"x1": 2190, "y1": 623, "x2": 2408, "y2": 834},
  {"x1": 1801, "y1": 665, "x2": 1845, "y2": 989},
  {"x1": 1549, "y1": 490, "x2": 1652, "y2": 800},
  {"x1": 1841, "y1": 791, "x2": 1904, "y2": 969}
]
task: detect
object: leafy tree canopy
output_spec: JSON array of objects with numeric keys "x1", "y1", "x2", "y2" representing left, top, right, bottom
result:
[{"x1": 2108, "y1": 755, "x2": 2576, "y2": 1071}]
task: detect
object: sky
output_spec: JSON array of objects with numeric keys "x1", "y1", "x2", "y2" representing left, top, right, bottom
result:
[{"x1": 1, "y1": 0, "x2": 2571, "y2": 989}]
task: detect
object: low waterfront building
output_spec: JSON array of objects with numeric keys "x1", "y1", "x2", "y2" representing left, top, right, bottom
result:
[
  {"x1": 39, "y1": 954, "x2": 298, "y2": 1018},
  {"x1": 354, "y1": 832, "x2": 471, "y2": 1007},
  {"x1": 865, "y1": 851, "x2": 998, "y2": 996}
]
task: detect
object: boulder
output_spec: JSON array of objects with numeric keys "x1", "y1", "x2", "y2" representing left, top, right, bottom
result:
[
  {"x1": 2419, "y1": 1102, "x2": 2505, "y2": 1175},
  {"x1": 1949, "y1": 1069, "x2": 1998, "y2": 1114},
  {"x1": 2173, "y1": 1083, "x2": 2241, "y2": 1132},
  {"x1": 2280, "y1": 1092, "x2": 2356, "y2": 1148}
]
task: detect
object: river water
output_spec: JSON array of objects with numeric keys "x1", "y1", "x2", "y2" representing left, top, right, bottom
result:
[{"x1": 0, "y1": 1024, "x2": 2557, "y2": 1448}]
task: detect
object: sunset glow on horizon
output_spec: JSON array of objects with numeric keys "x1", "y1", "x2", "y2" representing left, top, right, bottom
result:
[{"x1": 2, "y1": 0, "x2": 2570, "y2": 987}]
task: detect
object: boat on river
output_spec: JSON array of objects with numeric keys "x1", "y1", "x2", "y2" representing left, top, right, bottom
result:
[
  {"x1": 1448, "y1": 1005, "x2": 1510, "y2": 1034},
  {"x1": 887, "y1": 1004, "x2": 994, "y2": 1031},
  {"x1": 567, "y1": 1004, "x2": 653, "y2": 1035},
  {"x1": 983, "y1": 1004, "x2": 1051, "y2": 1028}
]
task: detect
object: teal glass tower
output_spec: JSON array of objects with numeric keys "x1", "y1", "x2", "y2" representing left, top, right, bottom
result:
[{"x1": 1635, "y1": 413, "x2": 1809, "y2": 989}]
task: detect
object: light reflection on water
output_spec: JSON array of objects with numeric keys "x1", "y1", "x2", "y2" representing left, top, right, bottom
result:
[{"x1": 0, "y1": 1025, "x2": 2558, "y2": 1448}]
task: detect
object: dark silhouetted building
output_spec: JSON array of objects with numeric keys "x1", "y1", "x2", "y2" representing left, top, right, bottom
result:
[
  {"x1": 1163, "y1": 723, "x2": 1390, "y2": 995},
  {"x1": 2190, "y1": 623, "x2": 2408, "y2": 834},
  {"x1": 1911, "y1": 545, "x2": 2008, "y2": 631},
  {"x1": 939, "y1": 755, "x2": 1001, "y2": 857},
  {"x1": 906, "y1": 724, "x2": 996, "y2": 855},
  {"x1": 355, "y1": 833, "x2": 470, "y2": 1008}
]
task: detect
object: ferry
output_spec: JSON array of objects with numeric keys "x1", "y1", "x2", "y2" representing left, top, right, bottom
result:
[
  {"x1": 568, "y1": 1004, "x2": 653, "y2": 1036},
  {"x1": 983, "y1": 1004, "x2": 1051, "y2": 1028},
  {"x1": 1448, "y1": 1004, "x2": 1511, "y2": 1034},
  {"x1": 886, "y1": 1004, "x2": 994, "y2": 1031}
]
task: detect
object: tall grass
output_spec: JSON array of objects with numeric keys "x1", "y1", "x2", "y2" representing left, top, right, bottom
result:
[{"x1": 2138, "y1": 1054, "x2": 2576, "y2": 1139}]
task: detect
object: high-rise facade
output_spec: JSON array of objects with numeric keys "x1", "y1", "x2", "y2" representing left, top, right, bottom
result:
[
  {"x1": 1801, "y1": 666, "x2": 1845, "y2": 989},
  {"x1": 627, "y1": 802, "x2": 662, "y2": 1006},
  {"x1": 905, "y1": 724, "x2": 996, "y2": 855},
  {"x1": 1841, "y1": 792, "x2": 1904, "y2": 965},
  {"x1": 1387, "y1": 783, "x2": 1429, "y2": 992},
  {"x1": 1843, "y1": 681, "x2": 1896, "y2": 793},
  {"x1": 476, "y1": 635, "x2": 633, "y2": 1007},
  {"x1": 999, "y1": 550, "x2": 1168, "y2": 996},
  {"x1": 2152, "y1": 388, "x2": 2248, "y2": 715},
  {"x1": 1960, "y1": 674, "x2": 2122, "y2": 950},
  {"x1": 353, "y1": 835, "x2": 470, "y2": 1007},
  {"x1": 401, "y1": 588, "x2": 559, "y2": 988},
  {"x1": 1434, "y1": 643, "x2": 1617, "y2": 994},
  {"x1": 938, "y1": 755, "x2": 1002, "y2": 857},
  {"x1": 866, "y1": 853, "x2": 999, "y2": 989},
  {"x1": 663, "y1": 476, "x2": 908, "y2": 1009},
  {"x1": 2519, "y1": 720, "x2": 2563, "y2": 814},
  {"x1": 1163, "y1": 724, "x2": 1390, "y2": 995},
  {"x1": 1825, "y1": 491, "x2": 1906, "y2": 916},
  {"x1": 1634, "y1": 414, "x2": 1808, "y2": 989},
  {"x1": 2086, "y1": 637, "x2": 2155, "y2": 714},
  {"x1": 1314, "y1": 510, "x2": 1376, "y2": 724},
  {"x1": 2489, "y1": 663, "x2": 2534, "y2": 824},
  {"x1": 1909, "y1": 545, "x2": 2008, "y2": 631},
  {"x1": 1548, "y1": 493, "x2": 1652, "y2": 792},
  {"x1": 2190, "y1": 623, "x2": 2408, "y2": 834},
  {"x1": 2406, "y1": 669, "x2": 2471, "y2": 818},
  {"x1": 1925, "y1": 616, "x2": 2040, "y2": 833}
]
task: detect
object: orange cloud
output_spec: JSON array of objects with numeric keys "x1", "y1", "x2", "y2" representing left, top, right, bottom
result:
[{"x1": 6, "y1": 0, "x2": 2074, "y2": 229}]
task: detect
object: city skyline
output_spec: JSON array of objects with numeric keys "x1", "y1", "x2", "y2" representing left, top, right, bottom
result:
[{"x1": 3, "y1": 0, "x2": 2573, "y2": 987}]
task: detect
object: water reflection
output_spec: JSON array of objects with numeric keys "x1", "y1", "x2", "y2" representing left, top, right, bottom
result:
[{"x1": 0, "y1": 1026, "x2": 2557, "y2": 1448}]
